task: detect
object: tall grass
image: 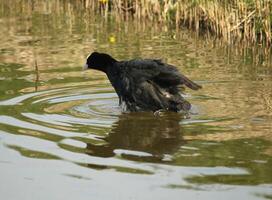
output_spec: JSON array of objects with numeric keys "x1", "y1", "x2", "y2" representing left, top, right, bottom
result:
[
  {"x1": 1, "y1": 0, "x2": 271, "y2": 46},
  {"x1": 82, "y1": 0, "x2": 272, "y2": 46},
  {"x1": 0, "y1": 0, "x2": 271, "y2": 66}
]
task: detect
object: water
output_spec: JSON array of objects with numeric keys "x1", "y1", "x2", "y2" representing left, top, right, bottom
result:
[{"x1": 0, "y1": 1, "x2": 272, "y2": 199}]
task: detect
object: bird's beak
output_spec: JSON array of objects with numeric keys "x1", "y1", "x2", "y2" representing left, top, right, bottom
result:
[{"x1": 83, "y1": 63, "x2": 88, "y2": 71}]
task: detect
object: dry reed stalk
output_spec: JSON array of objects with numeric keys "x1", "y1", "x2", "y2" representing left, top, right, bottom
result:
[
  {"x1": 2, "y1": 0, "x2": 271, "y2": 46},
  {"x1": 162, "y1": 0, "x2": 270, "y2": 46}
]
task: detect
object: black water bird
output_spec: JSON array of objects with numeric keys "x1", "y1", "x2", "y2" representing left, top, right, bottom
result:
[{"x1": 84, "y1": 52, "x2": 201, "y2": 112}]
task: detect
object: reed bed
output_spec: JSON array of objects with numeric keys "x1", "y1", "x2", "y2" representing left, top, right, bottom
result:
[
  {"x1": 82, "y1": 0, "x2": 272, "y2": 46},
  {"x1": 0, "y1": 0, "x2": 271, "y2": 67},
  {"x1": 0, "y1": 0, "x2": 272, "y2": 47},
  {"x1": 1, "y1": 0, "x2": 271, "y2": 46}
]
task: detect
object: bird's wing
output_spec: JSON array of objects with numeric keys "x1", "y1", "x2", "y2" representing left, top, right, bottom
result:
[
  {"x1": 118, "y1": 75, "x2": 170, "y2": 111},
  {"x1": 124, "y1": 59, "x2": 201, "y2": 90}
]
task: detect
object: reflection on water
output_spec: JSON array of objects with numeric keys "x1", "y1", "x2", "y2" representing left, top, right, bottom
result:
[
  {"x1": 0, "y1": 0, "x2": 272, "y2": 200},
  {"x1": 86, "y1": 112, "x2": 184, "y2": 160}
]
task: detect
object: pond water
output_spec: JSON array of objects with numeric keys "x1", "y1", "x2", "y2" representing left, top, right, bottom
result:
[{"x1": 0, "y1": 1, "x2": 272, "y2": 200}]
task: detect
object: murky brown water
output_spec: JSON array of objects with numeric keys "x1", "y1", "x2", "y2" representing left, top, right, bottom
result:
[{"x1": 0, "y1": 1, "x2": 272, "y2": 200}]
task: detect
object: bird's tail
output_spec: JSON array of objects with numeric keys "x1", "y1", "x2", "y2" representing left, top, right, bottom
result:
[{"x1": 179, "y1": 74, "x2": 202, "y2": 90}]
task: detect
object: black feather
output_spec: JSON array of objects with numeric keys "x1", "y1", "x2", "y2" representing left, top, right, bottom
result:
[{"x1": 85, "y1": 52, "x2": 201, "y2": 112}]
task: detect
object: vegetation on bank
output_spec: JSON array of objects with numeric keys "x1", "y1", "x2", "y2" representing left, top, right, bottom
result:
[{"x1": 83, "y1": 0, "x2": 272, "y2": 46}]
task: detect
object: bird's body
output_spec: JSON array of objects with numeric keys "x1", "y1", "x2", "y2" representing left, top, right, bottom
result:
[{"x1": 84, "y1": 52, "x2": 201, "y2": 112}]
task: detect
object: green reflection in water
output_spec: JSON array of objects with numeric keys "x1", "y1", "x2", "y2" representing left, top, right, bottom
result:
[
  {"x1": 0, "y1": 1, "x2": 272, "y2": 199},
  {"x1": 180, "y1": 139, "x2": 272, "y2": 185},
  {"x1": 7, "y1": 144, "x2": 61, "y2": 160},
  {"x1": 77, "y1": 162, "x2": 153, "y2": 175},
  {"x1": 0, "y1": 63, "x2": 33, "y2": 100}
]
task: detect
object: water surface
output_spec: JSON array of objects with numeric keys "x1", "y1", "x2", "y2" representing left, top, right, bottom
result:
[{"x1": 0, "y1": 1, "x2": 272, "y2": 200}]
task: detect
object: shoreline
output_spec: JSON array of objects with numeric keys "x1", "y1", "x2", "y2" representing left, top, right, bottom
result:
[{"x1": 84, "y1": 0, "x2": 271, "y2": 47}]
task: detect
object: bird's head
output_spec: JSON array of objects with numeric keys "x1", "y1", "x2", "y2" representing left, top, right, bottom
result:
[{"x1": 83, "y1": 52, "x2": 117, "y2": 73}]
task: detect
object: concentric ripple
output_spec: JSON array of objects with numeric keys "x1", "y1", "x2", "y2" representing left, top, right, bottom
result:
[
  {"x1": 0, "y1": 85, "x2": 208, "y2": 175},
  {"x1": 1, "y1": 3, "x2": 272, "y2": 198},
  {"x1": 0, "y1": 86, "x2": 120, "y2": 127},
  {"x1": 0, "y1": 85, "x2": 157, "y2": 172}
]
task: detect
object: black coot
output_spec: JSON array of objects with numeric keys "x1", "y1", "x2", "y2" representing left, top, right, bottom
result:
[{"x1": 84, "y1": 52, "x2": 201, "y2": 112}]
